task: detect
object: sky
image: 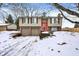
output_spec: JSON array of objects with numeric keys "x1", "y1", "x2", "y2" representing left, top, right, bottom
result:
[{"x1": 0, "y1": 3, "x2": 78, "y2": 28}]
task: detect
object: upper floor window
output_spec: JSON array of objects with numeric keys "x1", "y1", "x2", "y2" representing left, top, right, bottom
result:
[
  {"x1": 50, "y1": 18, "x2": 56, "y2": 24},
  {"x1": 25, "y1": 18, "x2": 29, "y2": 24},
  {"x1": 31, "y1": 18, "x2": 38, "y2": 24},
  {"x1": 22, "y1": 17, "x2": 29, "y2": 24},
  {"x1": 56, "y1": 18, "x2": 60, "y2": 24},
  {"x1": 55, "y1": 18, "x2": 58, "y2": 24},
  {"x1": 50, "y1": 17, "x2": 60, "y2": 24}
]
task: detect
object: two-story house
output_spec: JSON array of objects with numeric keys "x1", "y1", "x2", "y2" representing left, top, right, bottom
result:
[{"x1": 19, "y1": 14, "x2": 62, "y2": 36}]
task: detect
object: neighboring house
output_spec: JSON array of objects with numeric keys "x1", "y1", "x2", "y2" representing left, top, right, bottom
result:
[
  {"x1": 0, "y1": 23, "x2": 8, "y2": 31},
  {"x1": 7, "y1": 24, "x2": 17, "y2": 30},
  {"x1": 19, "y1": 14, "x2": 63, "y2": 36}
]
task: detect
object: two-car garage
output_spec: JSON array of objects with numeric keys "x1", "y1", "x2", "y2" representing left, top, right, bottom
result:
[{"x1": 20, "y1": 26, "x2": 40, "y2": 36}]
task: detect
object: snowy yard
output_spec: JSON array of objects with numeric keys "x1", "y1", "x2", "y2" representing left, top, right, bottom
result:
[
  {"x1": 0, "y1": 31, "x2": 79, "y2": 56},
  {"x1": 28, "y1": 31, "x2": 79, "y2": 56},
  {"x1": 0, "y1": 31, "x2": 39, "y2": 56}
]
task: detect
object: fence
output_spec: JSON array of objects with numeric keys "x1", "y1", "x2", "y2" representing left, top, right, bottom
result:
[{"x1": 62, "y1": 28, "x2": 79, "y2": 32}]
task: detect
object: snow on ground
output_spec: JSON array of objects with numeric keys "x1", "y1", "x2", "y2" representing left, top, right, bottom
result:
[
  {"x1": 0, "y1": 31, "x2": 79, "y2": 56},
  {"x1": 28, "y1": 31, "x2": 79, "y2": 56},
  {"x1": 0, "y1": 31, "x2": 39, "y2": 56}
]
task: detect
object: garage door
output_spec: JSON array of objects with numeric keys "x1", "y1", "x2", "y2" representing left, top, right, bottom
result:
[
  {"x1": 21, "y1": 27, "x2": 31, "y2": 36},
  {"x1": 31, "y1": 27, "x2": 40, "y2": 36}
]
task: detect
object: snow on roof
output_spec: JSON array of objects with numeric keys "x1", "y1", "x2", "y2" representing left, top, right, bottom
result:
[
  {"x1": 7, "y1": 24, "x2": 17, "y2": 29},
  {"x1": 0, "y1": 23, "x2": 9, "y2": 26}
]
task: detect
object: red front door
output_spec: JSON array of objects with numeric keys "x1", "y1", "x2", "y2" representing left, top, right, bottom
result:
[{"x1": 41, "y1": 20, "x2": 48, "y2": 32}]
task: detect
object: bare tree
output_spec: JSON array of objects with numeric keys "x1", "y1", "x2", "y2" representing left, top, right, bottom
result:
[
  {"x1": 0, "y1": 9, "x2": 9, "y2": 23},
  {"x1": 51, "y1": 3, "x2": 79, "y2": 28},
  {"x1": 52, "y1": 3, "x2": 79, "y2": 17}
]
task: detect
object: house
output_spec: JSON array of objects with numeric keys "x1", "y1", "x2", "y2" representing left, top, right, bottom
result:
[
  {"x1": 7, "y1": 24, "x2": 17, "y2": 31},
  {"x1": 0, "y1": 23, "x2": 8, "y2": 31},
  {"x1": 19, "y1": 14, "x2": 63, "y2": 36}
]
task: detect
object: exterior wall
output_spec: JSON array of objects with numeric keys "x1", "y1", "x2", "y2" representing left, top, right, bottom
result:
[
  {"x1": 19, "y1": 16, "x2": 62, "y2": 36},
  {"x1": 19, "y1": 17, "x2": 62, "y2": 27},
  {"x1": 19, "y1": 17, "x2": 41, "y2": 27},
  {"x1": 48, "y1": 17, "x2": 62, "y2": 27},
  {"x1": 0, "y1": 26, "x2": 7, "y2": 31},
  {"x1": 57, "y1": 26, "x2": 61, "y2": 31}
]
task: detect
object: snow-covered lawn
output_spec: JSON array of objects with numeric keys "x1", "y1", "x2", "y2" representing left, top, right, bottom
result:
[
  {"x1": 0, "y1": 31, "x2": 39, "y2": 56},
  {"x1": 28, "y1": 31, "x2": 79, "y2": 56},
  {"x1": 0, "y1": 31, "x2": 79, "y2": 56}
]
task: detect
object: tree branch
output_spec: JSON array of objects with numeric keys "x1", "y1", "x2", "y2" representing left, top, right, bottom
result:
[
  {"x1": 59, "y1": 9, "x2": 79, "y2": 24},
  {"x1": 52, "y1": 3, "x2": 79, "y2": 17}
]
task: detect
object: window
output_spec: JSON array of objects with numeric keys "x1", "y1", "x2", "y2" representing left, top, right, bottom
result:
[
  {"x1": 51, "y1": 27, "x2": 57, "y2": 31},
  {"x1": 50, "y1": 18, "x2": 56, "y2": 24},
  {"x1": 52, "y1": 18, "x2": 54, "y2": 24},
  {"x1": 25, "y1": 18, "x2": 29, "y2": 24},
  {"x1": 31, "y1": 18, "x2": 38, "y2": 24},
  {"x1": 50, "y1": 17, "x2": 60, "y2": 24},
  {"x1": 56, "y1": 18, "x2": 60, "y2": 24},
  {"x1": 58, "y1": 17, "x2": 61, "y2": 24},
  {"x1": 56, "y1": 18, "x2": 58, "y2": 24}
]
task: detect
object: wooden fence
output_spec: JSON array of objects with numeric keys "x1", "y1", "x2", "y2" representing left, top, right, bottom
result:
[{"x1": 62, "y1": 28, "x2": 79, "y2": 32}]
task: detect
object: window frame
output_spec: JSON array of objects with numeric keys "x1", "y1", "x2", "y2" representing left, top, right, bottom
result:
[
  {"x1": 25, "y1": 17, "x2": 29, "y2": 24},
  {"x1": 31, "y1": 17, "x2": 38, "y2": 24},
  {"x1": 50, "y1": 17, "x2": 56, "y2": 24}
]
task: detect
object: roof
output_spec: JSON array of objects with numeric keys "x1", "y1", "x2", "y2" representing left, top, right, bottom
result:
[
  {"x1": 7, "y1": 24, "x2": 17, "y2": 29},
  {"x1": 0, "y1": 23, "x2": 9, "y2": 26},
  {"x1": 18, "y1": 16, "x2": 62, "y2": 19}
]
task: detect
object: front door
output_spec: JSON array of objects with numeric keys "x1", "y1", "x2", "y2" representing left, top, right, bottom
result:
[{"x1": 41, "y1": 19, "x2": 48, "y2": 32}]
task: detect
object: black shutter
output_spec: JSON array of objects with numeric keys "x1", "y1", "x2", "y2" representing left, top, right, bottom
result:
[
  {"x1": 50, "y1": 18, "x2": 52, "y2": 24},
  {"x1": 54, "y1": 17, "x2": 56, "y2": 23},
  {"x1": 28, "y1": 17, "x2": 29, "y2": 24},
  {"x1": 22, "y1": 18, "x2": 25, "y2": 23},
  {"x1": 37, "y1": 17, "x2": 38, "y2": 24},
  {"x1": 31, "y1": 17, "x2": 32, "y2": 24}
]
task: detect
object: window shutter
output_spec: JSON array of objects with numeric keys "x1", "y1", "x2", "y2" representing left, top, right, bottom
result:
[
  {"x1": 54, "y1": 18, "x2": 56, "y2": 23},
  {"x1": 58, "y1": 19, "x2": 60, "y2": 24},
  {"x1": 50, "y1": 18, "x2": 52, "y2": 24},
  {"x1": 28, "y1": 17, "x2": 29, "y2": 24},
  {"x1": 30, "y1": 17, "x2": 32, "y2": 24},
  {"x1": 37, "y1": 17, "x2": 38, "y2": 24}
]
